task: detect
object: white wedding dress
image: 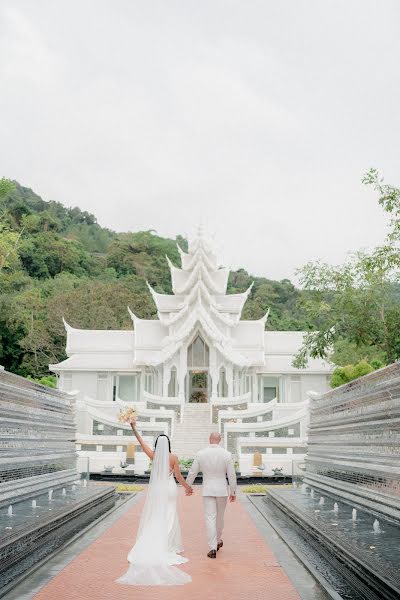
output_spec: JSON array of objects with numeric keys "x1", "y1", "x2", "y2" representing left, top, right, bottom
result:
[{"x1": 116, "y1": 436, "x2": 191, "y2": 586}]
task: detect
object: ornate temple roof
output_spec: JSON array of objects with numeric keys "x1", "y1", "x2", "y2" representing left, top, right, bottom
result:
[{"x1": 49, "y1": 228, "x2": 332, "y2": 374}]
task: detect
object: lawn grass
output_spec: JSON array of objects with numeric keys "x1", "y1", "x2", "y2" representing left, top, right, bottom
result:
[
  {"x1": 240, "y1": 484, "x2": 267, "y2": 494},
  {"x1": 115, "y1": 483, "x2": 145, "y2": 493}
]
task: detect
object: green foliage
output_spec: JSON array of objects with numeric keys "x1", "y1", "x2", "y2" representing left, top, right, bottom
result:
[
  {"x1": 294, "y1": 251, "x2": 400, "y2": 367},
  {"x1": 179, "y1": 458, "x2": 194, "y2": 470},
  {"x1": 0, "y1": 178, "x2": 15, "y2": 201},
  {"x1": 0, "y1": 182, "x2": 192, "y2": 377},
  {"x1": 0, "y1": 223, "x2": 22, "y2": 273},
  {"x1": 330, "y1": 360, "x2": 380, "y2": 388},
  {"x1": 330, "y1": 338, "x2": 386, "y2": 367},
  {"x1": 294, "y1": 170, "x2": 400, "y2": 369},
  {"x1": 27, "y1": 374, "x2": 57, "y2": 388},
  {"x1": 228, "y1": 270, "x2": 310, "y2": 329},
  {"x1": 0, "y1": 180, "x2": 321, "y2": 379},
  {"x1": 107, "y1": 230, "x2": 181, "y2": 289},
  {"x1": 0, "y1": 179, "x2": 20, "y2": 273},
  {"x1": 362, "y1": 168, "x2": 400, "y2": 242},
  {"x1": 5, "y1": 173, "x2": 397, "y2": 382}
]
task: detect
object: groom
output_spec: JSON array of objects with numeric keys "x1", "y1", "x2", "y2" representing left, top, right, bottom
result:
[{"x1": 185, "y1": 432, "x2": 237, "y2": 559}]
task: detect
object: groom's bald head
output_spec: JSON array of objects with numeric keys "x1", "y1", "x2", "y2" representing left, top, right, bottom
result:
[{"x1": 209, "y1": 432, "x2": 221, "y2": 444}]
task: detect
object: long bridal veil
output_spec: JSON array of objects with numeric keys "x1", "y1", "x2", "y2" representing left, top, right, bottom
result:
[{"x1": 116, "y1": 436, "x2": 191, "y2": 586}]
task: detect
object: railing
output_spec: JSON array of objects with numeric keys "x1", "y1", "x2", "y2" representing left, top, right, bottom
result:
[
  {"x1": 224, "y1": 404, "x2": 308, "y2": 448},
  {"x1": 143, "y1": 391, "x2": 184, "y2": 422},
  {"x1": 210, "y1": 392, "x2": 251, "y2": 423}
]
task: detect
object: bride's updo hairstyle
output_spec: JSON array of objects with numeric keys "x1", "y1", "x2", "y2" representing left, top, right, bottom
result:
[{"x1": 155, "y1": 434, "x2": 171, "y2": 453}]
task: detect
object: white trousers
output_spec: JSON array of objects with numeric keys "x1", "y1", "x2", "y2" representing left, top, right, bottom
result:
[{"x1": 203, "y1": 496, "x2": 228, "y2": 551}]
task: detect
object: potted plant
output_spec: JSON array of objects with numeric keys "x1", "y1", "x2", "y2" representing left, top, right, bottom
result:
[
  {"x1": 271, "y1": 467, "x2": 284, "y2": 477},
  {"x1": 179, "y1": 458, "x2": 194, "y2": 473}
]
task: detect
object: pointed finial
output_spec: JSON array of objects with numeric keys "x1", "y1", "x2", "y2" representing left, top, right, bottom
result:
[
  {"x1": 176, "y1": 243, "x2": 187, "y2": 257},
  {"x1": 62, "y1": 317, "x2": 72, "y2": 331},
  {"x1": 246, "y1": 281, "x2": 255, "y2": 296},
  {"x1": 259, "y1": 308, "x2": 270, "y2": 326},
  {"x1": 127, "y1": 307, "x2": 140, "y2": 324},
  {"x1": 146, "y1": 280, "x2": 156, "y2": 298},
  {"x1": 165, "y1": 255, "x2": 174, "y2": 269}
]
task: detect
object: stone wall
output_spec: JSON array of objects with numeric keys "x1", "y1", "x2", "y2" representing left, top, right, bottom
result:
[
  {"x1": 304, "y1": 361, "x2": 400, "y2": 520},
  {"x1": 0, "y1": 368, "x2": 78, "y2": 507},
  {"x1": 0, "y1": 368, "x2": 116, "y2": 593}
]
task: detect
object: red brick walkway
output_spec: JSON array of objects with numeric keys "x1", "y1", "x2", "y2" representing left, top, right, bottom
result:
[{"x1": 32, "y1": 491, "x2": 301, "y2": 600}]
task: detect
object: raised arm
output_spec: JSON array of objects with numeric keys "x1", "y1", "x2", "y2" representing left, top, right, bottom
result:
[
  {"x1": 129, "y1": 417, "x2": 154, "y2": 460},
  {"x1": 172, "y1": 455, "x2": 193, "y2": 494}
]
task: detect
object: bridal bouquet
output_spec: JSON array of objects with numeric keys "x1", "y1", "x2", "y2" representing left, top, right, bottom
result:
[{"x1": 118, "y1": 406, "x2": 137, "y2": 423}]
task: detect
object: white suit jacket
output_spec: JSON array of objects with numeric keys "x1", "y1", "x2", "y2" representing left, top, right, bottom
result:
[{"x1": 186, "y1": 444, "x2": 237, "y2": 497}]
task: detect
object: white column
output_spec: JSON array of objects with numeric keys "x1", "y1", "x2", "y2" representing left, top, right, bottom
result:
[
  {"x1": 162, "y1": 366, "x2": 170, "y2": 397},
  {"x1": 178, "y1": 346, "x2": 186, "y2": 401},
  {"x1": 226, "y1": 364, "x2": 233, "y2": 397},
  {"x1": 210, "y1": 347, "x2": 218, "y2": 399},
  {"x1": 253, "y1": 372, "x2": 258, "y2": 403},
  {"x1": 139, "y1": 367, "x2": 145, "y2": 400}
]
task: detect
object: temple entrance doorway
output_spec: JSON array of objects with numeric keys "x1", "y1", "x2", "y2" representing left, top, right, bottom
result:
[
  {"x1": 186, "y1": 333, "x2": 210, "y2": 403},
  {"x1": 187, "y1": 370, "x2": 209, "y2": 403}
]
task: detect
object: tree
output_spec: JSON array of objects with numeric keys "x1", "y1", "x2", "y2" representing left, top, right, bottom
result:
[
  {"x1": 0, "y1": 178, "x2": 15, "y2": 200},
  {"x1": 330, "y1": 338, "x2": 386, "y2": 367},
  {"x1": 107, "y1": 231, "x2": 182, "y2": 290},
  {"x1": 362, "y1": 168, "x2": 400, "y2": 242},
  {"x1": 294, "y1": 170, "x2": 400, "y2": 368},
  {"x1": 0, "y1": 179, "x2": 21, "y2": 273}
]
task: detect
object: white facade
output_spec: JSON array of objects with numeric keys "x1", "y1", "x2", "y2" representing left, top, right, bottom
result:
[{"x1": 50, "y1": 230, "x2": 332, "y2": 476}]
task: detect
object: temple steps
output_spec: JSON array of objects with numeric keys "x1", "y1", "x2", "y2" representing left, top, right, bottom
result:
[{"x1": 172, "y1": 404, "x2": 216, "y2": 459}]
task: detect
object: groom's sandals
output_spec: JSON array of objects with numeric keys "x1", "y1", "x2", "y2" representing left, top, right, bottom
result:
[
  {"x1": 217, "y1": 540, "x2": 223, "y2": 551},
  {"x1": 207, "y1": 550, "x2": 217, "y2": 559}
]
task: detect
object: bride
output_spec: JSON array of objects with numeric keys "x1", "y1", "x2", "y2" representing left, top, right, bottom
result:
[{"x1": 116, "y1": 417, "x2": 193, "y2": 586}]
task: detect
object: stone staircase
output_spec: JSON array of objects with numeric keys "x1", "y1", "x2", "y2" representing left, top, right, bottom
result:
[{"x1": 172, "y1": 404, "x2": 217, "y2": 458}]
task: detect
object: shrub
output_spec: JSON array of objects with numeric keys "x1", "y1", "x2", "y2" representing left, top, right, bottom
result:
[
  {"x1": 179, "y1": 458, "x2": 194, "y2": 470},
  {"x1": 27, "y1": 374, "x2": 57, "y2": 388},
  {"x1": 330, "y1": 359, "x2": 378, "y2": 388}
]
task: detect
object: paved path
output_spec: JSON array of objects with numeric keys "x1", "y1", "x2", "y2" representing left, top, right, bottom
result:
[{"x1": 32, "y1": 491, "x2": 301, "y2": 600}]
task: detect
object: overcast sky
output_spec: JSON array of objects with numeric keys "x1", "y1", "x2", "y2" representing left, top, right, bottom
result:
[{"x1": 0, "y1": 1, "x2": 399, "y2": 280}]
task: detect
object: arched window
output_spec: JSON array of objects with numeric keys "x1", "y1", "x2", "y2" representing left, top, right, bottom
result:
[{"x1": 187, "y1": 334, "x2": 209, "y2": 368}]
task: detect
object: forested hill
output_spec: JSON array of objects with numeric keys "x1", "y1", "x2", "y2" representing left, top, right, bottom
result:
[{"x1": 0, "y1": 182, "x2": 310, "y2": 378}]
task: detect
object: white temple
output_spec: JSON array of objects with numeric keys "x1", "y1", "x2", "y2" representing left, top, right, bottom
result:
[{"x1": 50, "y1": 229, "x2": 332, "y2": 476}]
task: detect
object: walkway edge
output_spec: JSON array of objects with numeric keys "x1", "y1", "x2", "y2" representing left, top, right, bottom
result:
[
  {"x1": 1, "y1": 493, "x2": 142, "y2": 600},
  {"x1": 246, "y1": 494, "x2": 343, "y2": 600}
]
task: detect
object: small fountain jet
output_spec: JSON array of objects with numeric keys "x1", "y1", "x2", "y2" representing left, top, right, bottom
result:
[{"x1": 373, "y1": 519, "x2": 381, "y2": 533}]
